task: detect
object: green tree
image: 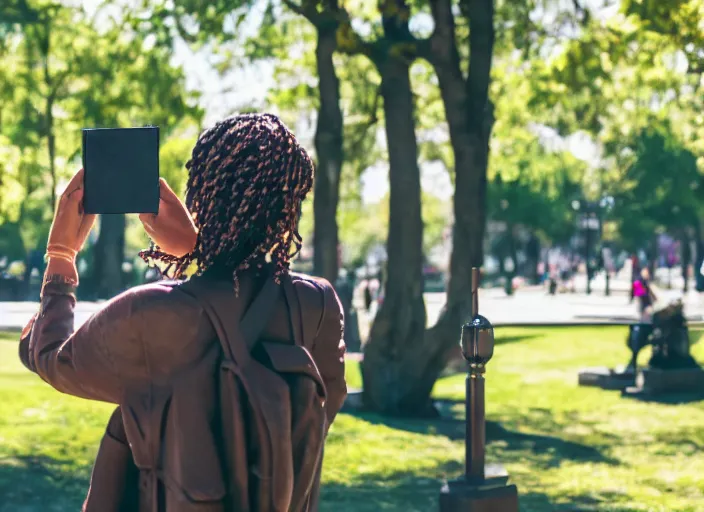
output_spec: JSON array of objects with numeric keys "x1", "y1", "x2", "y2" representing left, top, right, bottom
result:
[
  {"x1": 1, "y1": 1, "x2": 201, "y2": 298},
  {"x1": 613, "y1": 122, "x2": 703, "y2": 247},
  {"x1": 278, "y1": 1, "x2": 347, "y2": 284},
  {"x1": 487, "y1": 125, "x2": 586, "y2": 290}
]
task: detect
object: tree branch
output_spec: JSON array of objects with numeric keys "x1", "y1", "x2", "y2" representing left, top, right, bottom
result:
[
  {"x1": 572, "y1": 0, "x2": 591, "y2": 27},
  {"x1": 281, "y1": 0, "x2": 322, "y2": 26},
  {"x1": 335, "y1": 20, "x2": 380, "y2": 63},
  {"x1": 0, "y1": 0, "x2": 40, "y2": 25},
  {"x1": 465, "y1": 0, "x2": 494, "y2": 124},
  {"x1": 174, "y1": 16, "x2": 198, "y2": 44}
]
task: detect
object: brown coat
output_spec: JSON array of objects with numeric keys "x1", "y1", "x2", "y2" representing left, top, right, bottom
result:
[{"x1": 19, "y1": 271, "x2": 347, "y2": 511}]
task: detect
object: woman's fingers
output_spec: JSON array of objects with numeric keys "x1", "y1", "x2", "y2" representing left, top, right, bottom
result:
[
  {"x1": 62, "y1": 168, "x2": 86, "y2": 198},
  {"x1": 68, "y1": 186, "x2": 84, "y2": 204},
  {"x1": 139, "y1": 213, "x2": 156, "y2": 231},
  {"x1": 159, "y1": 178, "x2": 179, "y2": 201}
]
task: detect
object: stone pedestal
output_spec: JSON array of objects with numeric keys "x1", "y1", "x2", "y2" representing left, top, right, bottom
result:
[
  {"x1": 624, "y1": 367, "x2": 704, "y2": 397},
  {"x1": 578, "y1": 366, "x2": 636, "y2": 390},
  {"x1": 439, "y1": 464, "x2": 519, "y2": 512}
]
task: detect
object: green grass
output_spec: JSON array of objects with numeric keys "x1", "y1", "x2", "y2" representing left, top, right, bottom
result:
[{"x1": 2, "y1": 328, "x2": 704, "y2": 511}]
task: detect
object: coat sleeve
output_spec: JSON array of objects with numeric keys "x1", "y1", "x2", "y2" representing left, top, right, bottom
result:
[
  {"x1": 312, "y1": 281, "x2": 347, "y2": 426},
  {"x1": 18, "y1": 283, "x2": 147, "y2": 403}
]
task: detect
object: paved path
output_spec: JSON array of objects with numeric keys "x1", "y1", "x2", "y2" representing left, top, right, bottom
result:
[{"x1": 4, "y1": 281, "x2": 702, "y2": 333}]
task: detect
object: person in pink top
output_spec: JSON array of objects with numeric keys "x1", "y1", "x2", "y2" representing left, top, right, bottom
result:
[{"x1": 633, "y1": 267, "x2": 657, "y2": 321}]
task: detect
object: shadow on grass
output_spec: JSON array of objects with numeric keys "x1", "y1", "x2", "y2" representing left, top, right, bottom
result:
[
  {"x1": 319, "y1": 462, "x2": 638, "y2": 512},
  {"x1": 0, "y1": 453, "x2": 89, "y2": 511},
  {"x1": 621, "y1": 389, "x2": 704, "y2": 405},
  {"x1": 0, "y1": 446, "x2": 636, "y2": 512},
  {"x1": 352, "y1": 410, "x2": 617, "y2": 470},
  {"x1": 494, "y1": 333, "x2": 543, "y2": 345},
  {"x1": 519, "y1": 490, "x2": 644, "y2": 512}
]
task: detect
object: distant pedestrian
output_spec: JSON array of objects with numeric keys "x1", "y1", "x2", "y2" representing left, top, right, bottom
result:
[
  {"x1": 633, "y1": 267, "x2": 657, "y2": 322},
  {"x1": 630, "y1": 253, "x2": 640, "y2": 303},
  {"x1": 548, "y1": 264, "x2": 558, "y2": 295}
]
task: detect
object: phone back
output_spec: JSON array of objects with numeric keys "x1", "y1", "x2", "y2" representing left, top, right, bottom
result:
[{"x1": 82, "y1": 127, "x2": 160, "y2": 215}]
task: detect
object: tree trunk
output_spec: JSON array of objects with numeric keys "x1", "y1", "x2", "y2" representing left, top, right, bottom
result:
[
  {"x1": 312, "y1": 25, "x2": 343, "y2": 285},
  {"x1": 358, "y1": 0, "x2": 495, "y2": 415},
  {"x1": 428, "y1": 0, "x2": 494, "y2": 305},
  {"x1": 91, "y1": 214, "x2": 125, "y2": 298},
  {"x1": 360, "y1": 0, "x2": 496, "y2": 416},
  {"x1": 428, "y1": 0, "x2": 477, "y2": 323},
  {"x1": 362, "y1": 53, "x2": 428, "y2": 415},
  {"x1": 40, "y1": 18, "x2": 57, "y2": 212},
  {"x1": 46, "y1": 94, "x2": 57, "y2": 212},
  {"x1": 462, "y1": 0, "x2": 494, "y2": 269}
]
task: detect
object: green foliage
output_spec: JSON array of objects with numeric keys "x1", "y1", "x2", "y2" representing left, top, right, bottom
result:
[
  {"x1": 489, "y1": 57, "x2": 587, "y2": 243},
  {"x1": 612, "y1": 122, "x2": 703, "y2": 247},
  {"x1": 0, "y1": 0, "x2": 201, "y2": 260},
  {"x1": 622, "y1": 0, "x2": 704, "y2": 73},
  {"x1": 337, "y1": 190, "x2": 450, "y2": 266},
  {"x1": 3, "y1": 0, "x2": 700, "y2": 265},
  {"x1": 516, "y1": 0, "x2": 703, "y2": 249},
  {"x1": 0, "y1": 138, "x2": 23, "y2": 224},
  {"x1": 159, "y1": 130, "x2": 199, "y2": 199},
  {"x1": 488, "y1": 129, "x2": 585, "y2": 243}
]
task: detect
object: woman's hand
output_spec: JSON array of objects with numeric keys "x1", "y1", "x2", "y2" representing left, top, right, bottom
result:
[
  {"x1": 44, "y1": 169, "x2": 96, "y2": 282},
  {"x1": 47, "y1": 168, "x2": 97, "y2": 255},
  {"x1": 139, "y1": 178, "x2": 198, "y2": 258}
]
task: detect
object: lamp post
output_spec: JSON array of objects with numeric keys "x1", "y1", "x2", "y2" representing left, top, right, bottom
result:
[
  {"x1": 439, "y1": 268, "x2": 519, "y2": 511},
  {"x1": 599, "y1": 196, "x2": 615, "y2": 296},
  {"x1": 500, "y1": 199, "x2": 513, "y2": 296},
  {"x1": 572, "y1": 196, "x2": 614, "y2": 296}
]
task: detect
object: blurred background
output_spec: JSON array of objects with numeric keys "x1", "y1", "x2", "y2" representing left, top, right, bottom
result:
[{"x1": 0, "y1": 0, "x2": 703, "y2": 333}]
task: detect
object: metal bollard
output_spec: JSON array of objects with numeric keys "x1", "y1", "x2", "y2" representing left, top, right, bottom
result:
[{"x1": 439, "y1": 268, "x2": 519, "y2": 512}]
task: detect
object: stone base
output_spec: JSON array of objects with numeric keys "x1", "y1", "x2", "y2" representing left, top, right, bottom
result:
[
  {"x1": 624, "y1": 367, "x2": 704, "y2": 397},
  {"x1": 439, "y1": 470, "x2": 518, "y2": 512},
  {"x1": 578, "y1": 366, "x2": 636, "y2": 390}
]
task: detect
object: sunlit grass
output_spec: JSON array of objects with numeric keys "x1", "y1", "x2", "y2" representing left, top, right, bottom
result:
[{"x1": 2, "y1": 328, "x2": 704, "y2": 511}]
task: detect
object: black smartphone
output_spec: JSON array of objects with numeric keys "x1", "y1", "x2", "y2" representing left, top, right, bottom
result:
[{"x1": 82, "y1": 126, "x2": 160, "y2": 215}]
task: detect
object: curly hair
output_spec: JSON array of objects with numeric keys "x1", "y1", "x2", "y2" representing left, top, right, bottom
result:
[{"x1": 139, "y1": 113, "x2": 314, "y2": 292}]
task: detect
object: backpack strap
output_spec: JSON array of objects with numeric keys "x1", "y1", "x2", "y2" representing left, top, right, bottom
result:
[
  {"x1": 280, "y1": 274, "x2": 326, "y2": 352},
  {"x1": 281, "y1": 274, "x2": 305, "y2": 348},
  {"x1": 241, "y1": 277, "x2": 281, "y2": 351},
  {"x1": 184, "y1": 274, "x2": 280, "y2": 363}
]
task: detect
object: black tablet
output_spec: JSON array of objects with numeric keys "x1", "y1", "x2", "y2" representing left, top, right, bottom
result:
[{"x1": 82, "y1": 126, "x2": 160, "y2": 214}]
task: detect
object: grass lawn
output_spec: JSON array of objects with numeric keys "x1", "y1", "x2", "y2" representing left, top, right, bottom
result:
[{"x1": 2, "y1": 328, "x2": 704, "y2": 511}]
